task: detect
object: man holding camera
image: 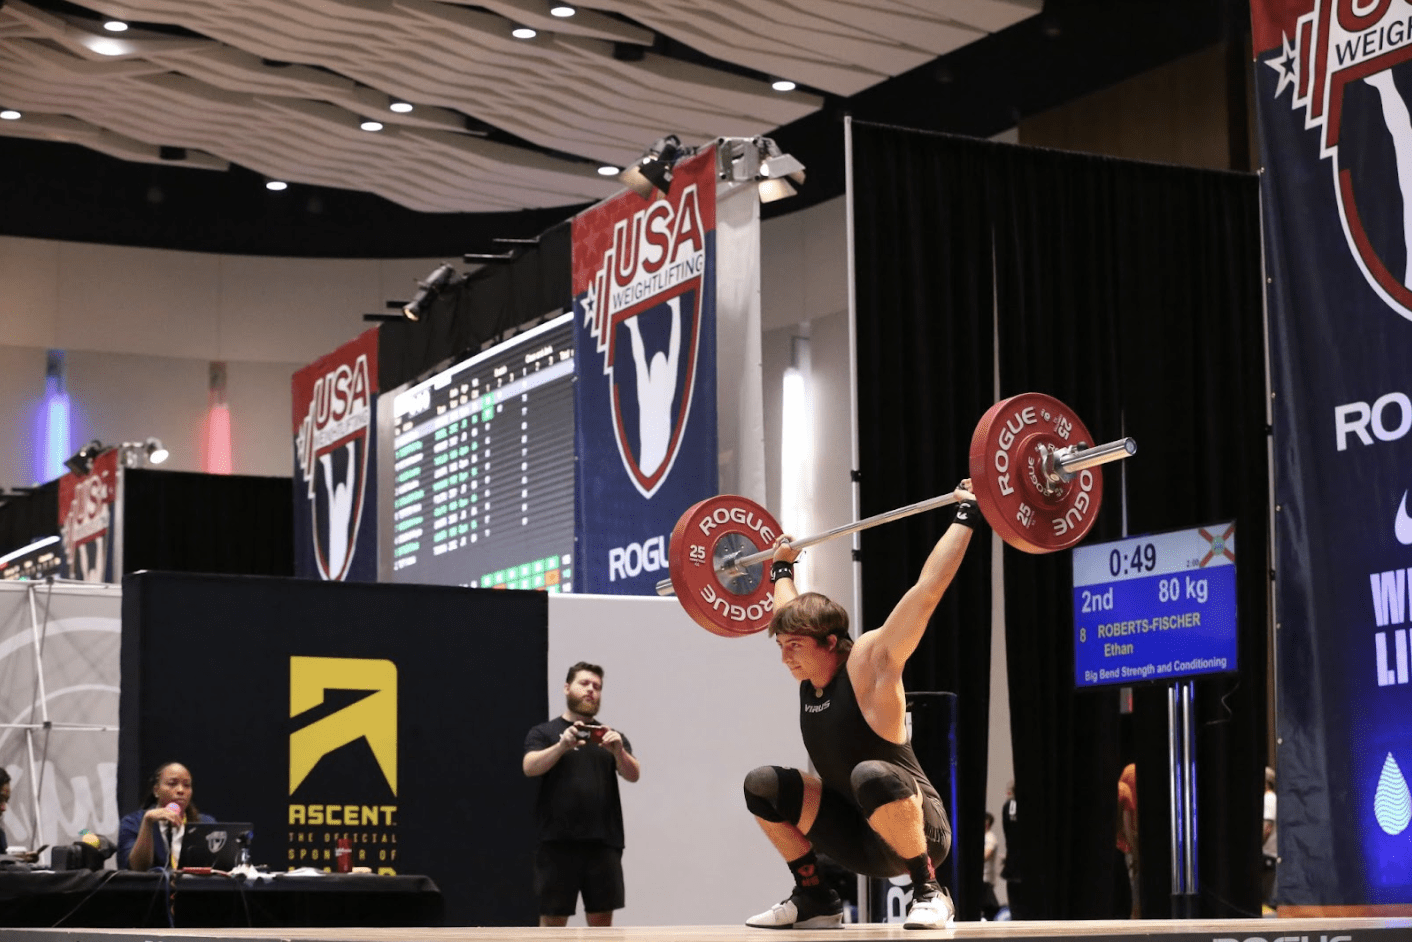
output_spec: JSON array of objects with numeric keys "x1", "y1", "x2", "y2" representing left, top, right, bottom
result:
[{"x1": 523, "y1": 662, "x2": 640, "y2": 927}]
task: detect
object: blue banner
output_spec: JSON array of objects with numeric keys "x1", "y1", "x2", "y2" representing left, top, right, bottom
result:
[
  {"x1": 571, "y1": 148, "x2": 718, "y2": 595},
  {"x1": 1254, "y1": 0, "x2": 1412, "y2": 908}
]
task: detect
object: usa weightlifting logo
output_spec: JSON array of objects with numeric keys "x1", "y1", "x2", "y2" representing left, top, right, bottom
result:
[
  {"x1": 59, "y1": 451, "x2": 115, "y2": 583},
  {"x1": 293, "y1": 343, "x2": 374, "y2": 582},
  {"x1": 1266, "y1": 0, "x2": 1412, "y2": 321},
  {"x1": 576, "y1": 171, "x2": 709, "y2": 499}
]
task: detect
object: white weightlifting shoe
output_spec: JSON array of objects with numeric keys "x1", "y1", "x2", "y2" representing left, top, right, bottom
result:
[
  {"x1": 903, "y1": 883, "x2": 955, "y2": 930},
  {"x1": 745, "y1": 889, "x2": 844, "y2": 929}
]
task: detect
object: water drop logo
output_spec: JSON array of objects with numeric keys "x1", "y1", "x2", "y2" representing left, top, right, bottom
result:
[{"x1": 1375, "y1": 752, "x2": 1412, "y2": 835}]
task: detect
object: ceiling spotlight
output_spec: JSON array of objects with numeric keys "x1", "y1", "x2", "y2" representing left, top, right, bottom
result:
[
  {"x1": 597, "y1": 164, "x2": 619, "y2": 176},
  {"x1": 265, "y1": 179, "x2": 288, "y2": 191},
  {"x1": 402, "y1": 263, "x2": 463, "y2": 321},
  {"x1": 550, "y1": 4, "x2": 576, "y2": 15},
  {"x1": 389, "y1": 99, "x2": 414, "y2": 113},
  {"x1": 103, "y1": 19, "x2": 128, "y2": 31},
  {"x1": 0, "y1": 109, "x2": 20, "y2": 120},
  {"x1": 619, "y1": 134, "x2": 689, "y2": 199},
  {"x1": 63, "y1": 440, "x2": 106, "y2": 476},
  {"x1": 360, "y1": 119, "x2": 384, "y2": 132},
  {"x1": 91, "y1": 38, "x2": 126, "y2": 55},
  {"x1": 771, "y1": 79, "x2": 796, "y2": 92},
  {"x1": 512, "y1": 26, "x2": 537, "y2": 39}
]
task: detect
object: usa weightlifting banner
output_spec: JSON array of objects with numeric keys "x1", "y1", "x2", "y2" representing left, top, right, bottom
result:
[
  {"x1": 571, "y1": 146, "x2": 718, "y2": 595},
  {"x1": 1254, "y1": 0, "x2": 1412, "y2": 907},
  {"x1": 292, "y1": 328, "x2": 379, "y2": 582},
  {"x1": 58, "y1": 446, "x2": 117, "y2": 583}
]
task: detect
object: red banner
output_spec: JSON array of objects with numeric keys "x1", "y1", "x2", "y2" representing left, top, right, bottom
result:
[{"x1": 58, "y1": 447, "x2": 118, "y2": 582}]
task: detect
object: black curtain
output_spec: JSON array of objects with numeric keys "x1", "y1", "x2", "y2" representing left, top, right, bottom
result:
[
  {"x1": 378, "y1": 221, "x2": 573, "y2": 390},
  {"x1": 852, "y1": 123, "x2": 1268, "y2": 920},
  {"x1": 852, "y1": 125, "x2": 997, "y2": 921},
  {"x1": 0, "y1": 482, "x2": 60, "y2": 558},
  {"x1": 123, "y1": 469, "x2": 294, "y2": 576},
  {"x1": 986, "y1": 143, "x2": 1129, "y2": 920},
  {"x1": 993, "y1": 146, "x2": 1267, "y2": 919}
]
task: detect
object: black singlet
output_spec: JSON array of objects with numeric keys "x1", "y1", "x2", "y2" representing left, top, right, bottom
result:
[{"x1": 800, "y1": 664, "x2": 943, "y2": 813}]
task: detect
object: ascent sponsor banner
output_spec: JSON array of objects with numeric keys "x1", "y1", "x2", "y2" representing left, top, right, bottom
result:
[
  {"x1": 571, "y1": 148, "x2": 718, "y2": 595},
  {"x1": 1253, "y1": 0, "x2": 1412, "y2": 906},
  {"x1": 293, "y1": 328, "x2": 379, "y2": 582},
  {"x1": 57, "y1": 447, "x2": 117, "y2": 583},
  {"x1": 120, "y1": 572, "x2": 546, "y2": 926}
]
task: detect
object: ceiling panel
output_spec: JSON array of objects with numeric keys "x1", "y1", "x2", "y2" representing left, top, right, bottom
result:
[{"x1": 0, "y1": 0, "x2": 1039, "y2": 212}]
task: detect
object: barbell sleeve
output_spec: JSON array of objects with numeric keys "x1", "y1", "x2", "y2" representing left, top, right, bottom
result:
[{"x1": 1053, "y1": 437, "x2": 1137, "y2": 476}]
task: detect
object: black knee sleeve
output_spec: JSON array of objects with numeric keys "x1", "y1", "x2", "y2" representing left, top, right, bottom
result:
[
  {"x1": 851, "y1": 760, "x2": 917, "y2": 816},
  {"x1": 744, "y1": 765, "x2": 805, "y2": 824}
]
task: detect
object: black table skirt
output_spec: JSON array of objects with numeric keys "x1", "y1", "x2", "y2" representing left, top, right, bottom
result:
[{"x1": 0, "y1": 870, "x2": 443, "y2": 928}]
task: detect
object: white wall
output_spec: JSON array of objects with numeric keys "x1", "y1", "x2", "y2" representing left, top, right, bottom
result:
[
  {"x1": 546, "y1": 594, "x2": 808, "y2": 926},
  {"x1": 0, "y1": 235, "x2": 446, "y2": 484}
]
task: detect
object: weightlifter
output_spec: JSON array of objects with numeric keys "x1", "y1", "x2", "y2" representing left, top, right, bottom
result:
[{"x1": 743, "y1": 479, "x2": 980, "y2": 930}]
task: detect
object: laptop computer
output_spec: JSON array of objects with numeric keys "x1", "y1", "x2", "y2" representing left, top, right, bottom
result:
[{"x1": 179, "y1": 822, "x2": 252, "y2": 871}]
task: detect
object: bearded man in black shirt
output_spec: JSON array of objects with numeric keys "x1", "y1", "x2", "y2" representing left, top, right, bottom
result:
[
  {"x1": 524, "y1": 662, "x2": 641, "y2": 926},
  {"x1": 743, "y1": 480, "x2": 979, "y2": 930}
]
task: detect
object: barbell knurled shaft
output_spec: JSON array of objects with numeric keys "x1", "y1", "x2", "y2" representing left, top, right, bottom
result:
[{"x1": 729, "y1": 492, "x2": 963, "y2": 571}]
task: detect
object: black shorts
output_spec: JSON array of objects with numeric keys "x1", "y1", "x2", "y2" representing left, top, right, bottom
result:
[
  {"x1": 534, "y1": 841, "x2": 625, "y2": 916},
  {"x1": 805, "y1": 784, "x2": 952, "y2": 879}
]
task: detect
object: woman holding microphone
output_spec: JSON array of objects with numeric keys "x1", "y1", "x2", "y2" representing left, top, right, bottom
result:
[{"x1": 117, "y1": 762, "x2": 216, "y2": 870}]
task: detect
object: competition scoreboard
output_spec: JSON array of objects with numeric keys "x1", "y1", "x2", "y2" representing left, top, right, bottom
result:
[
  {"x1": 377, "y1": 313, "x2": 576, "y2": 590},
  {"x1": 1072, "y1": 522, "x2": 1238, "y2": 689}
]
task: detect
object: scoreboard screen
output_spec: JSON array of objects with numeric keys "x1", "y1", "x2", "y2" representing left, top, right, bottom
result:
[
  {"x1": 1072, "y1": 522, "x2": 1238, "y2": 689},
  {"x1": 377, "y1": 313, "x2": 576, "y2": 591}
]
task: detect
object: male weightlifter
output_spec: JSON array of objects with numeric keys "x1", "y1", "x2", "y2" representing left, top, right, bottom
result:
[{"x1": 743, "y1": 479, "x2": 980, "y2": 930}]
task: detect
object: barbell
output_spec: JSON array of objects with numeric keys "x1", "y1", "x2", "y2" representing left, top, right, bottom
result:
[{"x1": 656, "y1": 393, "x2": 1136, "y2": 638}]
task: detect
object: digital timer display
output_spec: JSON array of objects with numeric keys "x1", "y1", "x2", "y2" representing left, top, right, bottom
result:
[{"x1": 1072, "y1": 522, "x2": 1238, "y2": 689}]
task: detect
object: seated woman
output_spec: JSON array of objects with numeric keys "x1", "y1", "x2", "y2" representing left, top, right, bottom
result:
[{"x1": 117, "y1": 762, "x2": 215, "y2": 870}]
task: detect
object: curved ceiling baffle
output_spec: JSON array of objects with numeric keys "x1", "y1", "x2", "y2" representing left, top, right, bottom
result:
[{"x1": 0, "y1": 0, "x2": 1039, "y2": 214}]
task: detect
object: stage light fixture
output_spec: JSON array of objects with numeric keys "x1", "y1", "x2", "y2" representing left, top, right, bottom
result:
[
  {"x1": 402, "y1": 263, "x2": 462, "y2": 321},
  {"x1": 619, "y1": 134, "x2": 689, "y2": 199},
  {"x1": 758, "y1": 137, "x2": 806, "y2": 185},
  {"x1": 117, "y1": 437, "x2": 169, "y2": 468},
  {"x1": 713, "y1": 136, "x2": 805, "y2": 203},
  {"x1": 63, "y1": 440, "x2": 106, "y2": 476}
]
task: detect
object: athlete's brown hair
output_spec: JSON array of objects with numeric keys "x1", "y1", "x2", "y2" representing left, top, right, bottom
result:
[{"x1": 767, "y1": 592, "x2": 853, "y2": 656}]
